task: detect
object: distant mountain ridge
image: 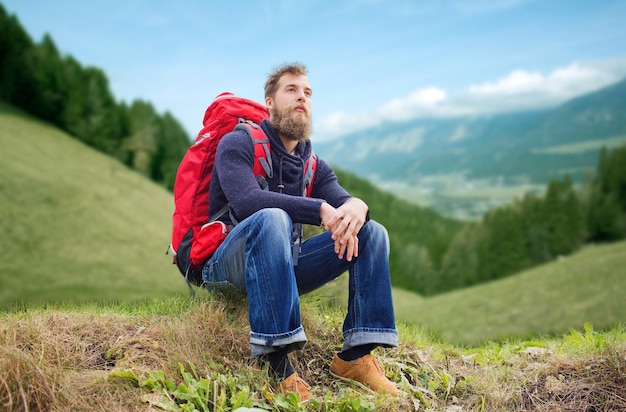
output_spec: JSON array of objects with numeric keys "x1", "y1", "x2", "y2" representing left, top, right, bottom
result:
[{"x1": 314, "y1": 78, "x2": 626, "y2": 218}]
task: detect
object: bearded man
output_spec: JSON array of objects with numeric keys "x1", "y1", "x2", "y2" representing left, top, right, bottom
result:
[{"x1": 203, "y1": 63, "x2": 399, "y2": 402}]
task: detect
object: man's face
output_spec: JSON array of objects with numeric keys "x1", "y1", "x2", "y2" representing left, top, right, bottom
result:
[{"x1": 266, "y1": 73, "x2": 313, "y2": 142}]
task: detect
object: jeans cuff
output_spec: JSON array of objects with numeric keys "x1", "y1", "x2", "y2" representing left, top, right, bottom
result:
[
  {"x1": 342, "y1": 328, "x2": 398, "y2": 351},
  {"x1": 250, "y1": 326, "x2": 308, "y2": 357}
]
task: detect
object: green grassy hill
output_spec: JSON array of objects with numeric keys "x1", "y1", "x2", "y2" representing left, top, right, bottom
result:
[
  {"x1": 393, "y1": 240, "x2": 626, "y2": 346},
  {"x1": 0, "y1": 102, "x2": 188, "y2": 308}
]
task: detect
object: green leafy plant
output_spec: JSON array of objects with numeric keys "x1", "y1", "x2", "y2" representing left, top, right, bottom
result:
[{"x1": 139, "y1": 363, "x2": 256, "y2": 411}]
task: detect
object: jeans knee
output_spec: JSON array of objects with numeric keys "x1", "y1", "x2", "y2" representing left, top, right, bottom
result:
[
  {"x1": 248, "y1": 208, "x2": 293, "y2": 244},
  {"x1": 361, "y1": 220, "x2": 390, "y2": 253},
  {"x1": 255, "y1": 208, "x2": 291, "y2": 230}
]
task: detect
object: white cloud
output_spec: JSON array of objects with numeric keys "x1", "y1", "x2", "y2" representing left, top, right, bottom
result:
[
  {"x1": 463, "y1": 59, "x2": 626, "y2": 112},
  {"x1": 313, "y1": 87, "x2": 448, "y2": 139},
  {"x1": 313, "y1": 110, "x2": 379, "y2": 141},
  {"x1": 314, "y1": 57, "x2": 626, "y2": 140},
  {"x1": 377, "y1": 87, "x2": 447, "y2": 121},
  {"x1": 467, "y1": 62, "x2": 601, "y2": 100},
  {"x1": 468, "y1": 69, "x2": 545, "y2": 95}
]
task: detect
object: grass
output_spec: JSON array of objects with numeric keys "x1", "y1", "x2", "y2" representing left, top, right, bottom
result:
[
  {"x1": 393, "y1": 240, "x2": 626, "y2": 346},
  {"x1": 0, "y1": 295, "x2": 624, "y2": 411},
  {"x1": 0, "y1": 102, "x2": 188, "y2": 308}
]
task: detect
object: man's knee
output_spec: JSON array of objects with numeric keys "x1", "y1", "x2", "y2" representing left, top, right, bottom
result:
[
  {"x1": 253, "y1": 208, "x2": 292, "y2": 230},
  {"x1": 360, "y1": 220, "x2": 390, "y2": 252},
  {"x1": 245, "y1": 208, "x2": 293, "y2": 245}
]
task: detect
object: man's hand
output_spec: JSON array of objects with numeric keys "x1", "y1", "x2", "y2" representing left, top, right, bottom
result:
[{"x1": 320, "y1": 198, "x2": 368, "y2": 261}]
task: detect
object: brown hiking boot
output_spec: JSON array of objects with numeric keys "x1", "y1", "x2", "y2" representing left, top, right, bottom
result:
[
  {"x1": 330, "y1": 354, "x2": 400, "y2": 396},
  {"x1": 277, "y1": 373, "x2": 312, "y2": 403}
]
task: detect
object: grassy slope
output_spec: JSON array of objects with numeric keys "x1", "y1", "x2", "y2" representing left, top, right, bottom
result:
[
  {"x1": 392, "y1": 240, "x2": 626, "y2": 346},
  {"x1": 0, "y1": 102, "x2": 188, "y2": 307}
]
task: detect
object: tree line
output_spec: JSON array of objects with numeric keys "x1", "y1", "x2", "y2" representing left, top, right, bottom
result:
[
  {"x1": 0, "y1": 4, "x2": 190, "y2": 190},
  {"x1": 415, "y1": 145, "x2": 626, "y2": 295},
  {"x1": 333, "y1": 144, "x2": 626, "y2": 296}
]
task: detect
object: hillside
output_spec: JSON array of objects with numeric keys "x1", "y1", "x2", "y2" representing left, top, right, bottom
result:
[
  {"x1": 331, "y1": 169, "x2": 462, "y2": 292},
  {"x1": 0, "y1": 6, "x2": 192, "y2": 191},
  {"x1": 393, "y1": 240, "x2": 626, "y2": 346},
  {"x1": 0, "y1": 102, "x2": 188, "y2": 308},
  {"x1": 315, "y1": 78, "x2": 626, "y2": 218}
]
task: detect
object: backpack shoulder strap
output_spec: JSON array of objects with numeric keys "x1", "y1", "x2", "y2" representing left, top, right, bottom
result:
[
  {"x1": 234, "y1": 120, "x2": 273, "y2": 178},
  {"x1": 304, "y1": 151, "x2": 317, "y2": 197}
]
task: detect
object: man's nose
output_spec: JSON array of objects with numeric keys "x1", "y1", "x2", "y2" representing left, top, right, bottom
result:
[{"x1": 296, "y1": 90, "x2": 307, "y2": 101}]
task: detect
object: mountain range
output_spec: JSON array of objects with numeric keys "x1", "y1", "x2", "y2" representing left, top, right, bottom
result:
[{"x1": 314, "y1": 78, "x2": 626, "y2": 219}]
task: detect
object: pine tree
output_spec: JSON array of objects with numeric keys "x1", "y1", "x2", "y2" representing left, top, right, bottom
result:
[
  {"x1": 543, "y1": 177, "x2": 585, "y2": 256},
  {"x1": 30, "y1": 34, "x2": 65, "y2": 125},
  {"x1": 587, "y1": 146, "x2": 626, "y2": 240},
  {"x1": 519, "y1": 192, "x2": 552, "y2": 263},
  {"x1": 0, "y1": 6, "x2": 36, "y2": 108},
  {"x1": 439, "y1": 223, "x2": 481, "y2": 291},
  {"x1": 120, "y1": 100, "x2": 160, "y2": 175},
  {"x1": 478, "y1": 207, "x2": 527, "y2": 282}
]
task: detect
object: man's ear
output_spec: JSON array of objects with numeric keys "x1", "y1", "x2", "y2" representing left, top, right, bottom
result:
[{"x1": 265, "y1": 96, "x2": 273, "y2": 110}]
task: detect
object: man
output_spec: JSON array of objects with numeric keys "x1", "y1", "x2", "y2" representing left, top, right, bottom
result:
[{"x1": 203, "y1": 63, "x2": 399, "y2": 401}]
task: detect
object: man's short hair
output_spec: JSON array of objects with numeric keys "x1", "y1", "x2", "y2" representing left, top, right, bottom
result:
[{"x1": 264, "y1": 63, "x2": 308, "y2": 99}]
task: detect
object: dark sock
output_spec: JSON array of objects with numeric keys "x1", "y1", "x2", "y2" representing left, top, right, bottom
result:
[
  {"x1": 258, "y1": 349, "x2": 294, "y2": 380},
  {"x1": 338, "y1": 343, "x2": 377, "y2": 362}
]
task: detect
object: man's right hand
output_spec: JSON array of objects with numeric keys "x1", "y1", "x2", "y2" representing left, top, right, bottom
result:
[{"x1": 320, "y1": 202, "x2": 360, "y2": 261}]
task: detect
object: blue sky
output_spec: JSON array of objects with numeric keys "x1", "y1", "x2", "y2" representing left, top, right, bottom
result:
[{"x1": 4, "y1": 0, "x2": 626, "y2": 141}]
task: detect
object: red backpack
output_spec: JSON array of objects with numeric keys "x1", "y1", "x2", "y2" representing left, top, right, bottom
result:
[{"x1": 169, "y1": 92, "x2": 317, "y2": 286}]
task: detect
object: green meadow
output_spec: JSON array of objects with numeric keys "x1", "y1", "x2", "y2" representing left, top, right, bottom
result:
[
  {"x1": 0, "y1": 102, "x2": 188, "y2": 307},
  {"x1": 393, "y1": 240, "x2": 626, "y2": 345}
]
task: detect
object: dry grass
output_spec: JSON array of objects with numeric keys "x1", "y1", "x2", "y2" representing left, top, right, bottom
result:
[
  {"x1": 0, "y1": 295, "x2": 624, "y2": 411},
  {"x1": 0, "y1": 298, "x2": 247, "y2": 411},
  {"x1": 520, "y1": 353, "x2": 626, "y2": 411}
]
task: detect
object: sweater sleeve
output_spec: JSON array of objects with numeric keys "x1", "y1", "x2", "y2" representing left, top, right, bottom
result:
[
  {"x1": 308, "y1": 157, "x2": 352, "y2": 208},
  {"x1": 214, "y1": 131, "x2": 326, "y2": 225}
]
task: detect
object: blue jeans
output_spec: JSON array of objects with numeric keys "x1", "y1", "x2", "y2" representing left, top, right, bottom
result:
[{"x1": 202, "y1": 208, "x2": 397, "y2": 357}]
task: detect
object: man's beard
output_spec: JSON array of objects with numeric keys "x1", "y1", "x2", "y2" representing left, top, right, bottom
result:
[{"x1": 270, "y1": 104, "x2": 312, "y2": 142}]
